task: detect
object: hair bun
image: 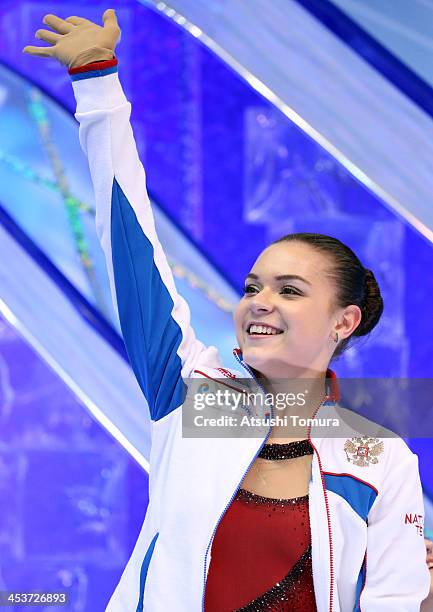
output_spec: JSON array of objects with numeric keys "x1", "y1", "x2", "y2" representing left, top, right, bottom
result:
[{"x1": 354, "y1": 269, "x2": 384, "y2": 336}]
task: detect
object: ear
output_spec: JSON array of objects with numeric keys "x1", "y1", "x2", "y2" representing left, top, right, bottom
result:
[{"x1": 335, "y1": 304, "x2": 362, "y2": 339}]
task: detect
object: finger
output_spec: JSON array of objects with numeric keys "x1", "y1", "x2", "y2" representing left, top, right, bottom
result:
[
  {"x1": 102, "y1": 8, "x2": 118, "y2": 28},
  {"x1": 65, "y1": 16, "x2": 89, "y2": 26},
  {"x1": 35, "y1": 29, "x2": 61, "y2": 44},
  {"x1": 22, "y1": 45, "x2": 53, "y2": 58},
  {"x1": 42, "y1": 14, "x2": 74, "y2": 34}
]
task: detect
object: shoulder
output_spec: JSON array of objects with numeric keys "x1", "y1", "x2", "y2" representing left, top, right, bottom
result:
[{"x1": 315, "y1": 404, "x2": 416, "y2": 492}]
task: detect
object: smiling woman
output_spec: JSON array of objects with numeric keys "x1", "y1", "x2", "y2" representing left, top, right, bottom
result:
[
  {"x1": 22, "y1": 9, "x2": 430, "y2": 612},
  {"x1": 234, "y1": 233, "x2": 383, "y2": 382}
]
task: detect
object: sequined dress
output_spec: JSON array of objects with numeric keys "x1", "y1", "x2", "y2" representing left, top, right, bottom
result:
[{"x1": 204, "y1": 440, "x2": 317, "y2": 611}]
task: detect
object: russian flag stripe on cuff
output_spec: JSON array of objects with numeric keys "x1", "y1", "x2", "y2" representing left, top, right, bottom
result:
[{"x1": 69, "y1": 58, "x2": 118, "y2": 81}]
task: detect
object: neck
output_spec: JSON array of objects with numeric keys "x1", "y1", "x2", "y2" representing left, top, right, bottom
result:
[{"x1": 255, "y1": 368, "x2": 328, "y2": 442}]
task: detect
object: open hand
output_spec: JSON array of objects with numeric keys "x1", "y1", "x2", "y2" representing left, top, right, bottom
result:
[{"x1": 23, "y1": 9, "x2": 120, "y2": 69}]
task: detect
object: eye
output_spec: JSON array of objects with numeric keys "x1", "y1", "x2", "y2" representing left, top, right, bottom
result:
[
  {"x1": 244, "y1": 284, "x2": 259, "y2": 295},
  {"x1": 280, "y1": 285, "x2": 302, "y2": 296}
]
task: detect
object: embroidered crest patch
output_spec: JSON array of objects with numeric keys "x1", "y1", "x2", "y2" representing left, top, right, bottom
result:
[{"x1": 343, "y1": 437, "x2": 384, "y2": 467}]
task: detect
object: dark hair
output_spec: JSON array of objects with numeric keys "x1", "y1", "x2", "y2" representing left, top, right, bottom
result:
[{"x1": 271, "y1": 233, "x2": 384, "y2": 358}]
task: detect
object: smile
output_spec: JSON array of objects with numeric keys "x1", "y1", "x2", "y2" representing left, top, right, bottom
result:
[{"x1": 246, "y1": 323, "x2": 284, "y2": 336}]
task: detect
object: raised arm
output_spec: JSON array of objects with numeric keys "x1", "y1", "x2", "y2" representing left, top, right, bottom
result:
[{"x1": 24, "y1": 10, "x2": 221, "y2": 421}]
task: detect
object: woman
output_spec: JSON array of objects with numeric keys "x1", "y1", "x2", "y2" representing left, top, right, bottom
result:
[{"x1": 24, "y1": 10, "x2": 430, "y2": 611}]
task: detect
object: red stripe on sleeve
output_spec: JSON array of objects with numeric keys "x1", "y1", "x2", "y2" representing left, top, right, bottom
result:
[{"x1": 68, "y1": 57, "x2": 117, "y2": 75}]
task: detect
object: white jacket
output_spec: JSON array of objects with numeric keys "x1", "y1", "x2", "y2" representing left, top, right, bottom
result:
[{"x1": 70, "y1": 59, "x2": 430, "y2": 612}]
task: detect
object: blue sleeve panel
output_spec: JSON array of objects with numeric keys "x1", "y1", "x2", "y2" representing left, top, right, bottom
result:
[
  {"x1": 324, "y1": 473, "x2": 378, "y2": 522},
  {"x1": 136, "y1": 532, "x2": 159, "y2": 612},
  {"x1": 353, "y1": 553, "x2": 367, "y2": 612},
  {"x1": 111, "y1": 178, "x2": 187, "y2": 421}
]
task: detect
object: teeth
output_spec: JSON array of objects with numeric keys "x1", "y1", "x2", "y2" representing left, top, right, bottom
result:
[{"x1": 249, "y1": 324, "x2": 280, "y2": 335}]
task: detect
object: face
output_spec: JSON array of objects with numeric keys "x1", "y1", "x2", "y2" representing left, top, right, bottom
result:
[{"x1": 233, "y1": 241, "x2": 358, "y2": 379}]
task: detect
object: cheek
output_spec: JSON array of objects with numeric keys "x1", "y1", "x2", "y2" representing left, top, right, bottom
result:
[
  {"x1": 305, "y1": 314, "x2": 333, "y2": 341},
  {"x1": 287, "y1": 302, "x2": 330, "y2": 336},
  {"x1": 233, "y1": 301, "x2": 246, "y2": 333}
]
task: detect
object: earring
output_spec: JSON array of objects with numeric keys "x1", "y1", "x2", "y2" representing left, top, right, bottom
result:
[{"x1": 334, "y1": 332, "x2": 339, "y2": 344}]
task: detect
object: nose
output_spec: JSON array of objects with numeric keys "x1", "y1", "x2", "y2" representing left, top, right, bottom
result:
[{"x1": 249, "y1": 288, "x2": 274, "y2": 314}]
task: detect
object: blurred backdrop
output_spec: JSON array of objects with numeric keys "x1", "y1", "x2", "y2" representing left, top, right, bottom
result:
[{"x1": 1, "y1": 0, "x2": 433, "y2": 609}]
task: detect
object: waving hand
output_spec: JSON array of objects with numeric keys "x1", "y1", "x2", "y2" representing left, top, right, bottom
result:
[{"x1": 23, "y1": 9, "x2": 120, "y2": 68}]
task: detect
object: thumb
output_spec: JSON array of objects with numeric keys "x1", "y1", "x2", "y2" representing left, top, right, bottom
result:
[{"x1": 102, "y1": 8, "x2": 118, "y2": 28}]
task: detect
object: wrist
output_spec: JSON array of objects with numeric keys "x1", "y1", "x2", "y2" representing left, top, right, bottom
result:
[{"x1": 69, "y1": 47, "x2": 114, "y2": 69}]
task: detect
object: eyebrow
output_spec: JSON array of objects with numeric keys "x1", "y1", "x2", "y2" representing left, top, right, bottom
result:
[{"x1": 245, "y1": 273, "x2": 312, "y2": 286}]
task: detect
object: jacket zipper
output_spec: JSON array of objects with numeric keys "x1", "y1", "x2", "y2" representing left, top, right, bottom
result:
[
  {"x1": 200, "y1": 352, "x2": 273, "y2": 611},
  {"x1": 200, "y1": 356, "x2": 335, "y2": 612},
  {"x1": 308, "y1": 410, "x2": 334, "y2": 612}
]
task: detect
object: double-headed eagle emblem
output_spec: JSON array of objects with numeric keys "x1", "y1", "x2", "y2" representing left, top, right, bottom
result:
[{"x1": 343, "y1": 437, "x2": 384, "y2": 467}]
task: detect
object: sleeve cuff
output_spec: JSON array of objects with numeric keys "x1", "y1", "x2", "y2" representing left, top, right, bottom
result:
[{"x1": 69, "y1": 58, "x2": 118, "y2": 81}]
